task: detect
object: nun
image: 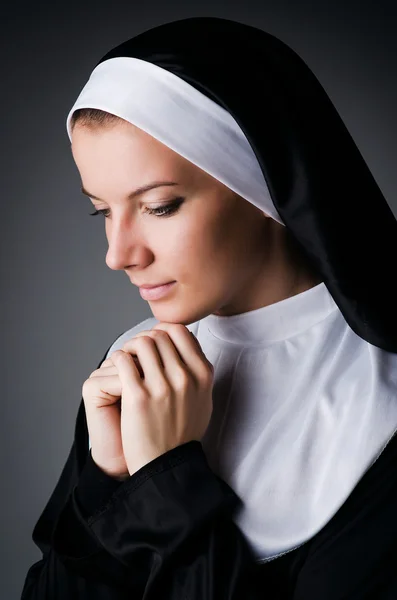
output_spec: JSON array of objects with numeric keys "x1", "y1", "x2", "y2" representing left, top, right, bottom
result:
[{"x1": 21, "y1": 16, "x2": 397, "y2": 599}]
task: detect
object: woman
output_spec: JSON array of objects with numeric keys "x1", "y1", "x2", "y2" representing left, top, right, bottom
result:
[{"x1": 21, "y1": 16, "x2": 397, "y2": 599}]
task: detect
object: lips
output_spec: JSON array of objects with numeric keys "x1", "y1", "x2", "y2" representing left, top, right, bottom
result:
[
  {"x1": 139, "y1": 281, "x2": 174, "y2": 289},
  {"x1": 139, "y1": 281, "x2": 176, "y2": 300}
]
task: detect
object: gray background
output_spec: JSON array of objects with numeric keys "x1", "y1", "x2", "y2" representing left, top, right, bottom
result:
[{"x1": 1, "y1": 0, "x2": 396, "y2": 597}]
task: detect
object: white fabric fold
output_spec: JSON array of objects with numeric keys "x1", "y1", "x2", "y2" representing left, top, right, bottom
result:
[
  {"x1": 93, "y1": 283, "x2": 397, "y2": 562},
  {"x1": 66, "y1": 56, "x2": 284, "y2": 225}
]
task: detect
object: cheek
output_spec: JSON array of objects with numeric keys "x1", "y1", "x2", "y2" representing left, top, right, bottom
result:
[
  {"x1": 162, "y1": 212, "x2": 204, "y2": 255},
  {"x1": 164, "y1": 224, "x2": 202, "y2": 269},
  {"x1": 158, "y1": 214, "x2": 219, "y2": 276},
  {"x1": 181, "y1": 218, "x2": 235, "y2": 281}
]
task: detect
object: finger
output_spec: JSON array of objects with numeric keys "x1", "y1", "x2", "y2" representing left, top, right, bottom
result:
[
  {"x1": 131, "y1": 326, "x2": 200, "y2": 365},
  {"x1": 120, "y1": 335, "x2": 174, "y2": 395},
  {"x1": 89, "y1": 364, "x2": 118, "y2": 377},
  {"x1": 82, "y1": 374, "x2": 122, "y2": 407},
  {"x1": 124, "y1": 331, "x2": 166, "y2": 367},
  {"x1": 152, "y1": 323, "x2": 213, "y2": 383},
  {"x1": 89, "y1": 360, "x2": 142, "y2": 379},
  {"x1": 108, "y1": 351, "x2": 144, "y2": 378},
  {"x1": 134, "y1": 327, "x2": 211, "y2": 370},
  {"x1": 97, "y1": 354, "x2": 139, "y2": 370},
  {"x1": 129, "y1": 329, "x2": 184, "y2": 368},
  {"x1": 110, "y1": 349, "x2": 147, "y2": 394},
  {"x1": 101, "y1": 357, "x2": 114, "y2": 367},
  {"x1": 89, "y1": 356, "x2": 119, "y2": 374},
  {"x1": 125, "y1": 330, "x2": 190, "y2": 391}
]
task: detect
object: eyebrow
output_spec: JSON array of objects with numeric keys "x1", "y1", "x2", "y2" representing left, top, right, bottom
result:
[{"x1": 81, "y1": 181, "x2": 178, "y2": 202}]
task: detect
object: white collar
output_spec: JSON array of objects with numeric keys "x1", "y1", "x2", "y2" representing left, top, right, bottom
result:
[{"x1": 204, "y1": 282, "x2": 338, "y2": 345}]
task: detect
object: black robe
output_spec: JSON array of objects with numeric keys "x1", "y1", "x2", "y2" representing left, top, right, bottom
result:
[{"x1": 21, "y1": 339, "x2": 397, "y2": 600}]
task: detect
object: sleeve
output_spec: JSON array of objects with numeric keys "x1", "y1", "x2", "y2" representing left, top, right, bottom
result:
[{"x1": 20, "y1": 342, "x2": 265, "y2": 599}]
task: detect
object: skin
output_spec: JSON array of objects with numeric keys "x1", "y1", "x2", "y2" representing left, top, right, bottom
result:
[
  {"x1": 71, "y1": 119, "x2": 323, "y2": 327},
  {"x1": 73, "y1": 117, "x2": 324, "y2": 478}
]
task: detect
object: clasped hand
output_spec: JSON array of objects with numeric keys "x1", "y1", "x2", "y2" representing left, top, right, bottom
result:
[{"x1": 82, "y1": 322, "x2": 214, "y2": 480}]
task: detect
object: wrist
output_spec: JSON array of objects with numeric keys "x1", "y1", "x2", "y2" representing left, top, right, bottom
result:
[{"x1": 91, "y1": 452, "x2": 130, "y2": 481}]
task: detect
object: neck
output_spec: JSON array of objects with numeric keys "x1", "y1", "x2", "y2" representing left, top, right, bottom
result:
[
  {"x1": 213, "y1": 221, "x2": 324, "y2": 318},
  {"x1": 249, "y1": 224, "x2": 324, "y2": 311}
]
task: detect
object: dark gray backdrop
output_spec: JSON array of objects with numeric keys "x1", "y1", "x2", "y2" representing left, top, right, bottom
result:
[{"x1": 1, "y1": 1, "x2": 396, "y2": 598}]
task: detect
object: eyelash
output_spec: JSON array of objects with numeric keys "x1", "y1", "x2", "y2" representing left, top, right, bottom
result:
[{"x1": 89, "y1": 197, "x2": 184, "y2": 219}]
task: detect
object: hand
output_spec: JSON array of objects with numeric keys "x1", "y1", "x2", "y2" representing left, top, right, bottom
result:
[
  {"x1": 82, "y1": 355, "x2": 129, "y2": 481},
  {"x1": 110, "y1": 322, "x2": 214, "y2": 476}
]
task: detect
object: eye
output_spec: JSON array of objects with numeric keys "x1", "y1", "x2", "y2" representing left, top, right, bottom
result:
[
  {"x1": 89, "y1": 208, "x2": 110, "y2": 218},
  {"x1": 144, "y1": 197, "x2": 184, "y2": 218},
  {"x1": 89, "y1": 197, "x2": 184, "y2": 219}
]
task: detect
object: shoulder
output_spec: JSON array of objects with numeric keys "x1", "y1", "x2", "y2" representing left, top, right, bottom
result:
[{"x1": 105, "y1": 316, "x2": 161, "y2": 359}]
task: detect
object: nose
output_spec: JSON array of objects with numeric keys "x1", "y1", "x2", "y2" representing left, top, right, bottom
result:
[{"x1": 105, "y1": 218, "x2": 147, "y2": 271}]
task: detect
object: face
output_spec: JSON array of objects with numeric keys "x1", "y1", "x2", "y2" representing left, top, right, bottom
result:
[{"x1": 71, "y1": 119, "x2": 287, "y2": 325}]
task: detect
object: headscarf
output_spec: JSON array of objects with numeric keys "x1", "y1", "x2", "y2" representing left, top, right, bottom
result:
[{"x1": 66, "y1": 16, "x2": 397, "y2": 353}]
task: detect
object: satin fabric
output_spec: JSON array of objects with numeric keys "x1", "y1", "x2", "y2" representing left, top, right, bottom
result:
[
  {"x1": 65, "y1": 56, "x2": 283, "y2": 225},
  {"x1": 21, "y1": 340, "x2": 397, "y2": 599},
  {"x1": 87, "y1": 284, "x2": 397, "y2": 560}
]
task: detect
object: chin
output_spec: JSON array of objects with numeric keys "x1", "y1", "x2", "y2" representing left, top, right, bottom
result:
[{"x1": 150, "y1": 300, "x2": 213, "y2": 327}]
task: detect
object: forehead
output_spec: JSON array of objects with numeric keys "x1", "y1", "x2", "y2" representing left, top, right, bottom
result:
[
  {"x1": 70, "y1": 120, "x2": 218, "y2": 195},
  {"x1": 71, "y1": 120, "x2": 174, "y2": 159},
  {"x1": 72, "y1": 121, "x2": 188, "y2": 175}
]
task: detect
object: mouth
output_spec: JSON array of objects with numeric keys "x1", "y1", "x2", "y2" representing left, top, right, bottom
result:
[
  {"x1": 138, "y1": 281, "x2": 174, "y2": 289},
  {"x1": 139, "y1": 281, "x2": 176, "y2": 300}
]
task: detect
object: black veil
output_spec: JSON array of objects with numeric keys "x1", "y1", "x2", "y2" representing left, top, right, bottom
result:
[{"x1": 96, "y1": 16, "x2": 397, "y2": 352}]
